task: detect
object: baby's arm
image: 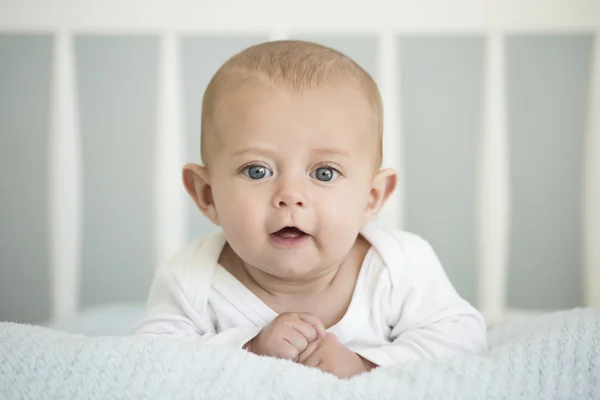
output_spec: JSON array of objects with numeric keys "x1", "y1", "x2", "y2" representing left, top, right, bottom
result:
[
  {"x1": 133, "y1": 266, "x2": 262, "y2": 347},
  {"x1": 356, "y1": 237, "x2": 488, "y2": 367},
  {"x1": 134, "y1": 266, "x2": 325, "y2": 358}
]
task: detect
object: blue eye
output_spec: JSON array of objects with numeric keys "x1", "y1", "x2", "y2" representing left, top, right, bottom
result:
[
  {"x1": 242, "y1": 165, "x2": 272, "y2": 180},
  {"x1": 310, "y1": 167, "x2": 339, "y2": 182}
]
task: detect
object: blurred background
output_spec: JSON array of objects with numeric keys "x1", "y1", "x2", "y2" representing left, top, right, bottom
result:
[{"x1": 0, "y1": 0, "x2": 598, "y2": 326}]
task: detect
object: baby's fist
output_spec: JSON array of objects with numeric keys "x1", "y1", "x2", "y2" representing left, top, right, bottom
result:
[
  {"x1": 246, "y1": 312, "x2": 326, "y2": 361},
  {"x1": 298, "y1": 333, "x2": 376, "y2": 379}
]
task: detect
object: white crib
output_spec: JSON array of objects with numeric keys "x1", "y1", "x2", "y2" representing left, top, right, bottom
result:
[{"x1": 0, "y1": 0, "x2": 598, "y2": 326}]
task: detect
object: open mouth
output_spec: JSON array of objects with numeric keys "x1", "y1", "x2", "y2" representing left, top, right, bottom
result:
[
  {"x1": 270, "y1": 226, "x2": 310, "y2": 246},
  {"x1": 272, "y1": 226, "x2": 307, "y2": 238}
]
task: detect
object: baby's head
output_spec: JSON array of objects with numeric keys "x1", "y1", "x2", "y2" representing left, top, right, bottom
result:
[{"x1": 184, "y1": 40, "x2": 396, "y2": 280}]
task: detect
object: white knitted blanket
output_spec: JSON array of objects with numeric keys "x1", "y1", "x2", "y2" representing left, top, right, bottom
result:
[{"x1": 1, "y1": 307, "x2": 599, "y2": 400}]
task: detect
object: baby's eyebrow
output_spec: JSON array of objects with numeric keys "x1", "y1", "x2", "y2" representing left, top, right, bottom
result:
[
  {"x1": 311, "y1": 147, "x2": 351, "y2": 158},
  {"x1": 231, "y1": 147, "x2": 276, "y2": 157},
  {"x1": 231, "y1": 147, "x2": 350, "y2": 158}
]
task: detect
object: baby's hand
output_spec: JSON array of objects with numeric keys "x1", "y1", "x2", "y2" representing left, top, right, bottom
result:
[
  {"x1": 297, "y1": 333, "x2": 376, "y2": 379},
  {"x1": 246, "y1": 312, "x2": 326, "y2": 361}
]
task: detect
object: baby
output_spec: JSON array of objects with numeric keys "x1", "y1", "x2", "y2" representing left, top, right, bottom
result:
[{"x1": 135, "y1": 40, "x2": 487, "y2": 378}]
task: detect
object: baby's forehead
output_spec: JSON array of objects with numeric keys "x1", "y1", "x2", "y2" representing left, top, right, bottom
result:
[
  {"x1": 217, "y1": 81, "x2": 373, "y2": 129},
  {"x1": 216, "y1": 78, "x2": 372, "y2": 118},
  {"x1": 208, "y1": 83, "x2": 377, "y2": 161}
]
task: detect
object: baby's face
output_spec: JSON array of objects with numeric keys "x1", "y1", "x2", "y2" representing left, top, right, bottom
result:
[{"x1": 206, "y1": 82, "x2": 379, "y2": 280}]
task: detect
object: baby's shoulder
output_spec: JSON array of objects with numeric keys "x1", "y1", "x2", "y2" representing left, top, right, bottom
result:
[
  {"x1": 161, "y1": 231, "x2": 225, "y2": 287},
  {"x1": 363, "y1": 224, "x2": 432, "y2": 264},
  {"x1": 363, "y1": 224, "x2": 436, "y2": 290}
]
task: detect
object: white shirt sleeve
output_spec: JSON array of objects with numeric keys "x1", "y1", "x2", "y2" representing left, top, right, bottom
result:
[
  {"x1": 356, "y1": 235, "x2": 488, "y2": 367},
  {"x1": 133, "y1": 266, "x2": 262, "y2": 348}
]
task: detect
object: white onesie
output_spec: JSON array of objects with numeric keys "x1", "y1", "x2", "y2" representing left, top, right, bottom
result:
[{"x1": 134, "y1": 223, "x2": 487, "y2": 367}]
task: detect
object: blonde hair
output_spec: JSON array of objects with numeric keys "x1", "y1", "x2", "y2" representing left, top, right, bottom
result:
[{"x1": 200, "y1": 40, "x2": 383, "y2": 165}]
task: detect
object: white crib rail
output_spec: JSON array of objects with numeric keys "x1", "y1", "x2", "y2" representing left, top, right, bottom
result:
[
  {"x1": 477, "y1": 32, "x2": 510, "y2": 325},
  {"x1": 378, "y1": 31, "x2": 403, "y2": 230},
  {"x1": 583, "y1": 29, "x2": 600, "y2": 308},
  {"x1": 49, "y1": 30, "x2": 81, "y2": 320},
  {"x1": 1, "y1": 0, "x2": 598, "y2": 322},
  {"x1": 155, "y1": 32, "x2": 186, "y2": 269}
]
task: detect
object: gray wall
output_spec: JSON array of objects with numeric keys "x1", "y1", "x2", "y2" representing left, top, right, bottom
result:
[
  {"x1": 506, "y1": 35, "x2": 591, "y2": 309},
  {"x1": 0, "y1": 33, "x2": 593, "y2": 323},
  {"x1": 0, "y1": 35, "x2": 52, "y2": 323}
]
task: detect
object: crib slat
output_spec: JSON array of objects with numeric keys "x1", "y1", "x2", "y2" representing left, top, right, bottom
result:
[
  {"x1": 583, "y1": 31, "x2": 600, "y2": 307},
  {"x1": 49, "y1": 30, "x2": 81, "y2": 320},
  {"x1": 477, "y1": 33, "x2": 510, "y2": 324},
  {"x1": 377, "y1": 31, "x2": 403, "y2": 229},
  {"x1": 155, "y1": 32, "x2": 186, "y2": 266}
]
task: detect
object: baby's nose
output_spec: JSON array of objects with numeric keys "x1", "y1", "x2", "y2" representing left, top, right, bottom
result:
[{"x1": 272, "y1": 180, "x2": 308, "y2": 209}]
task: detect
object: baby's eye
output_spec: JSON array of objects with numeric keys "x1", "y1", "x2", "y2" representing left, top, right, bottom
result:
[
  {"x1": 310, "y1": 166, "x2": 339, "y2": 182},
  {"x1": 242, "y1": 165, "x2": 273, "y2": 180}
]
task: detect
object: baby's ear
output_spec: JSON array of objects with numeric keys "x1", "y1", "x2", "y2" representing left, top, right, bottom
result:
[
  {"x1": 182, "y1": 163, "x2": 220, "y2": 225},
  {"x1": 362, "y1": 168, "x2": 397, "y2": 226}
]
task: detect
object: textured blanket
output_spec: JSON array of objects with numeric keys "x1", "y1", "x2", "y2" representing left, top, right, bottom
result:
[{"x1": 1, "y1": 307, "x2": 599, "y2": 400}]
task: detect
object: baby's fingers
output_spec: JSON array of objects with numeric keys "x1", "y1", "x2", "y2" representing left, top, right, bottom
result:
[
  {"x1": 291, "y1": 320, "x2": 319, "y2": 343},
  {"x1": 282, "y1": 329, "x2": 309, "y2": 357},
  {"x1": 300, "y1": 350, "x2": 321, "y2": 368},
  {"x1": 297, "y1": 339, "x2": 320, "y2": 364},
  {"x1": 277, "y1": 339, "x2": 302, "y2": 361},
  {"x1": 296, "y1": 313, "x2": 326, "y2": 339}
]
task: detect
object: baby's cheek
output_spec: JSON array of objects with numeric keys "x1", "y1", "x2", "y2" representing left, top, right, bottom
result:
[
  {"x1": 222, "y1": 195, "x2": 261, "y2": 225},
  {"x1": 327, "y1": 191, "x2": 365, "y2": 224},
  {"x1": 218, "y1": 197, "x2": 262, "y2": 245}
]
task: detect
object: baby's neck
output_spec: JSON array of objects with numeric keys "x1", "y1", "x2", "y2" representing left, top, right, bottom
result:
[{"x1": 241, "y1": 258, "x2": 343, "y2": 298}]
